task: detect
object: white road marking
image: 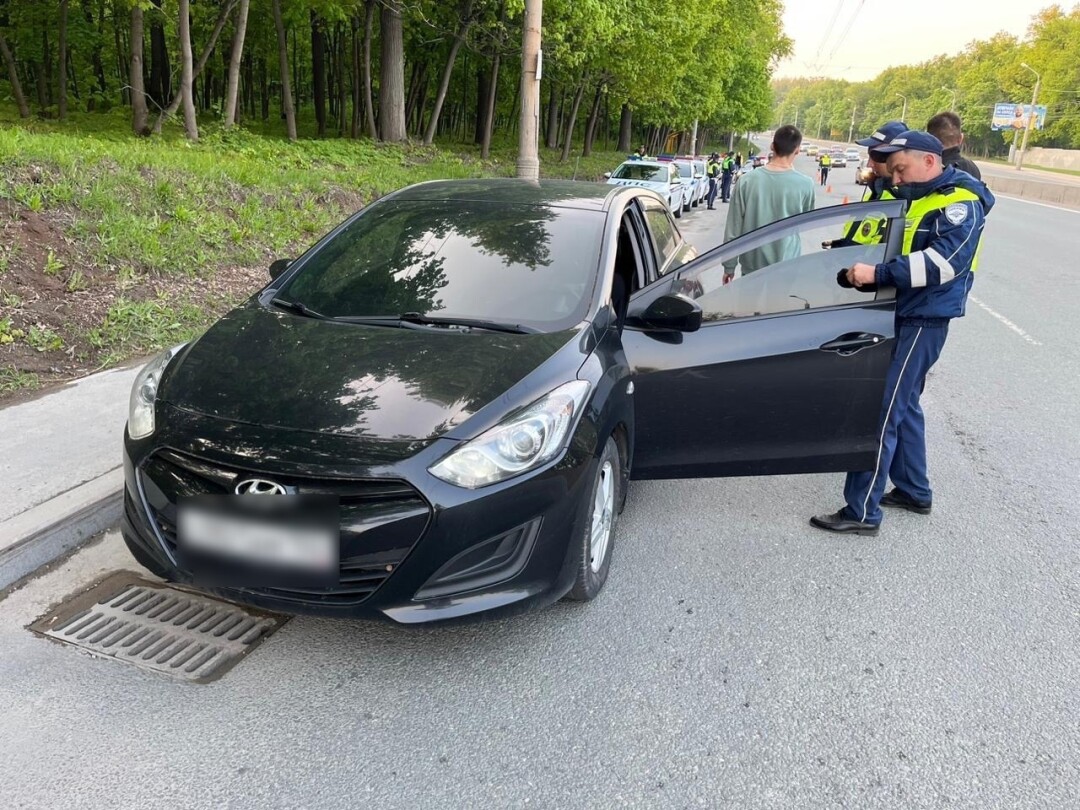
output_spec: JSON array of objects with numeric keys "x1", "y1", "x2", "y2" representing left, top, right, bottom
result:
[
  {"x1": 969, "y1": 295, "x2": 1042, "y2": 346},
  {"x1": 990, "y1": 193, "x2": 1080, "y2": 214}
]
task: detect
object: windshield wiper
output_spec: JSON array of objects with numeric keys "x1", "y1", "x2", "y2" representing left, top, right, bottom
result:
[
  {"x1": 396, "y1": 312, "x2": 538, "y2": 334},
  {"x1": 270, "y1": 297, "x2": 331, "y2": 321}
]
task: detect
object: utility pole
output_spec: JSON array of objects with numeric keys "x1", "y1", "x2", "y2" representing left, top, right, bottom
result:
[
  {"x1": 1016, "y1": 62, "x2": 1041, "y2": 172},
  {"x1": 847, "y1": 103, "x2": 856, "y2": 143},
  {"x1": 690, "y1": 119, "x2": 698, "y2": 156},
  {"x1": 895, "y1": 93, "x2": 907, "y2": 122},
  {"x1": 941, "y1": 86, "x2": 957, "y2": 110},
  {"x1": 816, "y1": 108, "x2": 824, "y2": 138},
  {"x1": 794, "y1": 107, "x2": 799, "y2": 128},
  {"x1": 516, "y1": 0, "x2": 542, "y2": 180}
]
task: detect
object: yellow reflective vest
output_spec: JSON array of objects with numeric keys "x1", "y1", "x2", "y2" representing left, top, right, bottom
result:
[{"x1": 902, "y1": 186, "x2": 983, "y2": 271}]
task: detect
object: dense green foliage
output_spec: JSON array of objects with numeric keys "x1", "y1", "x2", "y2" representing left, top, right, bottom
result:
[
  {"x1": 770, "y1": 5, "x2": 1080, "y2": 156},
  {"x1": 0, "y1": 0, "x2": 790, "y2": 152}
]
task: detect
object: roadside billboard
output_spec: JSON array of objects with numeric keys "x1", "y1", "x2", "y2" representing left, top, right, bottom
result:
[{"x1": 991, "y1": 102, "x2": 1048, "y2": 131}]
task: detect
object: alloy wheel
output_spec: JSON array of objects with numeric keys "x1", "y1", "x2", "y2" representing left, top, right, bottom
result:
[{"x1": 589, "y1": 460, "x2": 615, "y2": 573}]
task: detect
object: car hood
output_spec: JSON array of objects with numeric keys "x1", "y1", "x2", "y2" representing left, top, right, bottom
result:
[{"x1": 162, "y1": 303, "x2": 581, "y2": 445}]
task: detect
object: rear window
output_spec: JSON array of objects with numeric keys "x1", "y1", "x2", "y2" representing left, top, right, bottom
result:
[
  {"x1": 279, "y1": 201, "x2": 605, "y2": 332},
  {"x1": 675, "y1": 163, "x2": 693, "y2": 178}
]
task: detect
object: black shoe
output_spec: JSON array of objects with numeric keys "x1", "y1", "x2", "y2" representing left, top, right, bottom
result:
[
  {"x1": 707, "y1": 206, "x2": 714, "y2": 210},
  {"x1": 881, "y1": 489, "x2": 932, "y2": 515},
  {"x1": 809, "y1": 510, "x2": 879, "y2": 536}
]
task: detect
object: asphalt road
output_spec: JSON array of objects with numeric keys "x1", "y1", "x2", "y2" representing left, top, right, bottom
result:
[{"x1": 1, "y1": 158, "x2": 1078, "y2": 809}]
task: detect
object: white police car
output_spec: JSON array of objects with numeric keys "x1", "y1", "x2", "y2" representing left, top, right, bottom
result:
[{"x1": 605, "y1": 160, "x2": 687, "y2": 218}]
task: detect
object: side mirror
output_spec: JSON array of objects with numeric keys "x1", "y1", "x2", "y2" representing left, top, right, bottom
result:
[
  {"x1": 268, "y1": 258, "x2": 292, "y2": 280},
  {"x1": 633, "y1": 293, "x2": 702, "y2": 333},
  {"x1": 603, "y1": 172, "x2": 612, "y2": 179}
]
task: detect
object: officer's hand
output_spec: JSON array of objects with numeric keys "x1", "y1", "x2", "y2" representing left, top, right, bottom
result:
[{"x1": 849, "y1": 263, "x2": 876, "y2": 286}]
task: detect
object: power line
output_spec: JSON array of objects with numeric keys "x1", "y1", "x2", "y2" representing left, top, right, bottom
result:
[
  {"x1": 827, "y1": 0, "x2": 866, "y2": 61},
  {"x1": 809, "y1": 0, "x2": 848, "y2": 70}
]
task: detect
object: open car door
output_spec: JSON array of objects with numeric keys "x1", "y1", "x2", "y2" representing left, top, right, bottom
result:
[{"x1": 623, "y1": 199, "x2": 908, "y2": 480}]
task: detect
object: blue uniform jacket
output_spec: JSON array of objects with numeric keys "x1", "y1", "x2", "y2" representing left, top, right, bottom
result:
[{"x1": 874, "y1": 166, "x2": 995, "y2": 322}]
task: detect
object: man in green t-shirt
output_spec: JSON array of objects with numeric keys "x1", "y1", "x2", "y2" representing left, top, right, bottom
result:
[{"x1": 722, "y1": 125, "x2": 816, "y2": 282}]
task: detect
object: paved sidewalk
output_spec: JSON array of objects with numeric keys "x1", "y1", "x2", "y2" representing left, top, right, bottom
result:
[{"x1": 0, "y1": 364, "x2": 140, "y2": 588}]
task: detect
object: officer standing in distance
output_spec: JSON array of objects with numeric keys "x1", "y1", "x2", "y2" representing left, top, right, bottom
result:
[
  {"x1": 810, "y1": 130, "x2": 995, "y2": 536},
  {"x1": 706, "y1": 152, "x2": 722, "y2": 209}
]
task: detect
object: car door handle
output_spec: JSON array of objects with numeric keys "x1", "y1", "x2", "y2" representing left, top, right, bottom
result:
[{"x1": 819, "y1": 332, "x2": 886, "y2": 356}]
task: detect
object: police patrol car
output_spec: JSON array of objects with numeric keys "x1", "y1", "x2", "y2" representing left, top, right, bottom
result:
[{"x1": 605, "y1": 160, "x2": 687, "y2": 218}]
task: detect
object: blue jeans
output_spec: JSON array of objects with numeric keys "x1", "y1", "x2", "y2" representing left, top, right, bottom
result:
[{"x1": 843, "y1": 322, "x2": 948, "y2": 525}]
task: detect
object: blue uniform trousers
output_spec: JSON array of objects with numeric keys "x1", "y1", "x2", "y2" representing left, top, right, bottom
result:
[
  {"x1": 720, "y1": 172, "x2": 733, "y2": 201},
  {"x1": 707, "y1": 177, "x2": 718, "y2": 207},
  {"x1": 843, "y1": 322, "x2": 948, "y2": 525}
]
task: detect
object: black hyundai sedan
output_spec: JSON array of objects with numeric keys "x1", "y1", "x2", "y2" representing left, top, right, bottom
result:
[{"x1": 122, "y1": 179, "x2": 909, "y2": 623}]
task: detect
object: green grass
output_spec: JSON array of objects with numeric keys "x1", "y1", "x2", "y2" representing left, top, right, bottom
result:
[{"x1": 0, "y1": 365, "x2": 39, "y2": 393}]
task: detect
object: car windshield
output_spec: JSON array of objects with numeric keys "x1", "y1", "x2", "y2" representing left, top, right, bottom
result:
[
  {"x1": 612, "y1": 163, "x2": 667, "y2": 181},
  {"x1": 278, "y1": 200, "x2": 604, "y2": 333}
]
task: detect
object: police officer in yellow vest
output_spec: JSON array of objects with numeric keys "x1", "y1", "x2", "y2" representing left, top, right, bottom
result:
[
  {"x1": 818, "y1": 151, "x2": 831, "y2": 186},
  {"x1": 848, "y1": 119, "x2": 907, "y2": 242},
  {"x1": 811, "y1": 130, "x2": 994, "y2": 536}
]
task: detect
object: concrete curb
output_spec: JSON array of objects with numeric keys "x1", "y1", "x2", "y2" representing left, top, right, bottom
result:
[
  {"x1": 983, "y1": 175, "x2": 1080, "y2": 210},
  {"x1": 0, "y1": 468, "x2": 123, "y2": 590}
]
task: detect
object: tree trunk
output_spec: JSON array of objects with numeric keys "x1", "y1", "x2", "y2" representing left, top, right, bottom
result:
[
  {"x1": 361, "y1": 0, "x2": 377, "y2": 139},
  {"x1": 545, "y1": 81, "x2": 558, "y2": 149},
  {"x1": 0, "y1": 31, "x2": 29, "y2": 118},
  {"x1": 149, "y1": 0, "x2": 170, "y2": 109},
  {"x1": 223, "y1": 0, "x2": 250, "y2": 126},
  {"x1": 272, "y1": 0, "x2": 296, "y2": 139},
  {"x1": 58, "y1": 0, "x2": 69, "y2": 119},
  {"x1": 336, "y1": 22, "x2": 346, "y2": 136},
  {"x1": 311, "y1": 10, "x2": 327, "y2": 137},
  {"x1": 130, "y1": 5, "x2": 149, "y2": 134},
  {"x1": 42, "y1": 29, "x2": 53, "y2": 107},
  {"x1": 114, "y1": 9, "x2": 129, "y2": 105},
  {"x1": 473, "y1": 67, "x2": 488, "y2": 145},
  {"x1": 260, "y1": 57, "x2": 269, "y2": 120},
  {"x1": 617, "y1": 102, "x2": 632, "y2": 152},
  {"x1": 378, "y1": 2, "x2": 407, "y2": 142},
  {"x1": 153, "y1": 0, "x2": 236, "y2": 132},
  {"x1": 480, "y1": 53, "x2": 499, "y2": 157},
  {"x1": 423, "y1": 0, "x2": 474, "y2": 145},
  {"x1": 582, "y1": 79, "x2": 605, "y2": 157},
  {"x1": 404, "y1": 58, "x2": 423, "y2": 131},
  {"x1": 412, "y1": 70, "x2": 429, "y2": 136},
  {"x1": 350, "y1": 17, "x2": 361, "y2": 137},
  {"x1": 559, "y1": 77, "x2": 586, "y2": 162},
  {"x1": 178, "y1": 0, "x2": 197, "y2": 140}
]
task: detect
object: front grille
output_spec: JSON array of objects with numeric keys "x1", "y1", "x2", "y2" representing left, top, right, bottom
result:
[{"x1": 139, "y1": 449, "x2": 430, "y2": 605}]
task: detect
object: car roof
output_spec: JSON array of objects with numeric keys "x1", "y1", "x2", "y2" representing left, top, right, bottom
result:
[{"x1": 392, "y1": 178, "x2": 617, "y2": 211}]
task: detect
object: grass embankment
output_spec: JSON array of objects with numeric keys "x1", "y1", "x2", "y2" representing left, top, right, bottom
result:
[
  {"x1": 0, "y1": 106, "x2": 641, "y2": 399},
  {"x1": 982, "y1": 156, "x2": 1080, "y2": 178}
]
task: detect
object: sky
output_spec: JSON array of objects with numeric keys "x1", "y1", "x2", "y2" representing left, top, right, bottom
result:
[{"x1": 774, "y1": 0, "x2": 1055, "y2": 82}]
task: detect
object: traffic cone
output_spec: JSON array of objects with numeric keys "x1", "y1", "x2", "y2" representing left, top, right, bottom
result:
[
  {"x1": 841, "y1": 194, "x2": 850, "y2": 204},
  {"x1": 826, "y1": 184, "x2": 833, "y2": 194}
]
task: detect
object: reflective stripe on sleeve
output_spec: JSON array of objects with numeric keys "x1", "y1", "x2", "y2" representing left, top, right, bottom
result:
[
  {"x1": 924, "y1": 247, "x2": 956, "y2": 283},
  {"x1": 909, "y1": 251, "x2": 928, "y2": 287}
]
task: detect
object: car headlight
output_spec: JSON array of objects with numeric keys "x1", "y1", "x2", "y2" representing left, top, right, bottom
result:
[
  {"x1": 429, "y1": 380, "x2": 591, "y2": 489},
  {"x1": 128, "y1": 343, "x2": 187, "y2": 440}
]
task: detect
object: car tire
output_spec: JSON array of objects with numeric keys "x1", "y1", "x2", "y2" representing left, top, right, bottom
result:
[{"x1": 566, "y1": 435, "x2": 621, "y2": 602}]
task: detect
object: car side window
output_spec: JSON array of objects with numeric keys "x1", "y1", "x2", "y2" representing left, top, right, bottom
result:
[
  {"x1": 640, "y1": 197, "x2": 680, "y2": 273},
  {"x1": 673, "y1": 204, "x2": 898, "y2": 321}
]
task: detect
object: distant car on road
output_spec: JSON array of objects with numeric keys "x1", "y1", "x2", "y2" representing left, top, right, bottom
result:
[
  {"x1": 805, "y1": 144, "x2": 820, "y2": 156},
  {"x1": 855, "y1": 159, "x2": 876, "y2": 186},
  {"x1": 606, "y1": 160, "x2": 686, "y2": 218},
  {"x1": 844, "y1": 147, "x2": 861, "y2": 164},
  {"x1": 827, "y1": 149, "x2": 847, "y2": 168}
]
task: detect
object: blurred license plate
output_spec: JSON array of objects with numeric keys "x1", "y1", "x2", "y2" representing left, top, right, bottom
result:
[{"x1": 177, "y1": 495, "x2": 339, "y2": 588}]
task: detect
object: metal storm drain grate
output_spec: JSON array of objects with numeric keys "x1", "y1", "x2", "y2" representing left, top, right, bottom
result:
[{"x1": 29, "y1": 572, "x2": 287, "y2": 683}]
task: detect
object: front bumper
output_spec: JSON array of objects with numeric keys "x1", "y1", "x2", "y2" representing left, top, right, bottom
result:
[{"x1": 121, "y1": 410, "x2": 599, "y2": 624}]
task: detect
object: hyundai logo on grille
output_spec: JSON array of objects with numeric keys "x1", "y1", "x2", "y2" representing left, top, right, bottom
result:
[{"x1": 235, "y1": 478, "x2": 288, "y2": 495}]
